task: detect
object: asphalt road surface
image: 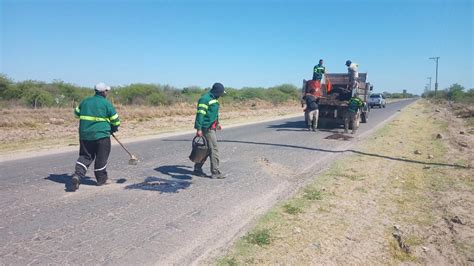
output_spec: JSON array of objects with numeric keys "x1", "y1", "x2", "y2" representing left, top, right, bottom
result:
[{"x1": 0, "y1": 100, "x2": 416, "y2": 264}]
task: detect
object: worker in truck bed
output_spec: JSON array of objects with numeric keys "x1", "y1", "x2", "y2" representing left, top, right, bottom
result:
[
  {"x1": 345, "y1": 60, "x2": 359, "y2": 97},
  {"x1": 312, "y1": 59, "x2": 326, "y2": 81},
  {"x1": 344, "y1": 94, "x2": 363, "y2": 134}
]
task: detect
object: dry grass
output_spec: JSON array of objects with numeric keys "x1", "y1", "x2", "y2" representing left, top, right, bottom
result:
[
  {"x1": 216, "y1": 100, "x2": 473, "y2": 265},
  {"x1": 0, "y1": 100, "x2": 301, "y2": 153}
]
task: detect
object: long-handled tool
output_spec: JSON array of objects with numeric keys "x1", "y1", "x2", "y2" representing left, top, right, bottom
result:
[{"x1": 112, "y1": 133, "x2": 138, "y2": 165}]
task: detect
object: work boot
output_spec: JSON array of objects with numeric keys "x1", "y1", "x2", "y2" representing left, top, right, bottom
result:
[
  {"x1": 96, "y1": 177, "x2": 108, "y2": 186},
  {"x1": 71, "y1": 174, "x2": 80, "y2": 192},
  {"x1": 307, "y1": 127, "x2": 311, "y2": 131},
  {"x1": 193, "y1": 167, "x2": 206, "y2": 177},
  {"x1": 211, "y1": 171, "x2": 226, "y2": 179}
]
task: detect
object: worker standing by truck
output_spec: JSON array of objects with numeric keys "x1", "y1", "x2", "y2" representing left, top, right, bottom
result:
[
  {"x1": 344, "y1": 94, "x2": 363, "y2": 134},
  {"x1": 346, "y1": 60, "x2": 359, "y2": 97},
  {"x1": 71, "y1": 82, "x2": 121, "y2": 191},
  {"x1": 303, "y1": 88, "x2": 319, "y2": 131},
  {"x1": 193, "y1": 82, "x2": 226, "y2": 179}
]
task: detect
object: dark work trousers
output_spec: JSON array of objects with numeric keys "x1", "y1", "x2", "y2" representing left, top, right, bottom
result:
[{"x1": 74, "y1": 137, "x2": 111, "y2": 183}]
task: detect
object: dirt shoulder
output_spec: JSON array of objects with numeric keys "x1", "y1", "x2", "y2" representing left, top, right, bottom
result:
[
  {"x1": 216, "y1": 100, "x2": 474, "y2": 265},
  {"x1": 0, "y1": 101, "x2": 302, "y2": 161}
]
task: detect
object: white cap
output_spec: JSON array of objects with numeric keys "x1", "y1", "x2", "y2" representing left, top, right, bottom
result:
[{"x1": 94, "y1": 82, "x2": 111, "y2": 92}]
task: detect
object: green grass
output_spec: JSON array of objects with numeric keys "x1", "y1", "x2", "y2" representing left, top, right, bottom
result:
[
  {"x1": 244, "y1": 229, "x2": 272, "y2": 247},
  {"x1": 216, "y1": 257, "x2": 238, "y2": 266},
  {"x1": 283, "y1": 203, "x2": 303, "y2": 215},
  {"x1": 259, "y1": 209, "x2": 284, "y2": 225},
  {"x1": 303, "y1": 187, "x2": 323, "y2": 200}
]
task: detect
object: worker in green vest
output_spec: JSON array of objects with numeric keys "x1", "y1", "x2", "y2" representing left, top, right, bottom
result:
[
  {"x1": 312, "y1": 59, "x2": 326, "y2": 81},
  {"x1": 344, "y1": 95, "x2": 363, "y2": 134},
  {"x1": 193, "y1": 82, "x2": 226, "y2": 179},
  {"x1": 71, "y1": 82, "x2": 121, "y2": 191}
]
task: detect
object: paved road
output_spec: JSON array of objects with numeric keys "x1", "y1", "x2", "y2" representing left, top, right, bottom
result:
[{"x1": 0, "y1": 100, "x2": 416, "y2": 264}]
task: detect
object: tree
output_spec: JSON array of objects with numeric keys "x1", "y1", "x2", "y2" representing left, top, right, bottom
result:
[{"x1": 446, "y1": 83, "x2": 465, "y2": 101}]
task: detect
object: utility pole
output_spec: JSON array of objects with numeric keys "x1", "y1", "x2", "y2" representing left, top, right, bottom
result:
[
  {"x1": 427, "y1": 77, "x2": 432, "y2": 91},
  {"x1": 429, "y1": 57, "x2": 439, "y2": 96}
]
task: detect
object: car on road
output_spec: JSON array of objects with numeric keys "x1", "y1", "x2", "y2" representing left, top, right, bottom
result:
[{"x1": 369, "y1": 93, "x2": 386, "y2": 108}]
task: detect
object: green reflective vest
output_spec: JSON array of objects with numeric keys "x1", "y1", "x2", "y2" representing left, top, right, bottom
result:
[
  {"x1": 194, "y1": 92, "x2": 220, "y2": 130},
  {"x1": 348, "y1": 97, "x2": 364, "y2": 113},
  {"x1": 313, "y1": 64, "x2": 326, "y2": 80},
  {"x1": 74, "y1": 94, "x2": 120, "y2": 140}
]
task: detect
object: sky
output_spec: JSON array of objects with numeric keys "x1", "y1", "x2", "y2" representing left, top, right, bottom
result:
[{"x1": 1, "y1": 0, "x2": 473, "y2": 95}]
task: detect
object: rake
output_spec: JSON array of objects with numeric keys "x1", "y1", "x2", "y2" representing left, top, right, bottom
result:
[{"x1": 112, "y1": 133, "x2": 138, "y2": 165}]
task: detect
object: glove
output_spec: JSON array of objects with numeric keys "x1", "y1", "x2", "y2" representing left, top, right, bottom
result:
[{"x1": 111, "y1": 126, "x2": 118, "y2": 133}]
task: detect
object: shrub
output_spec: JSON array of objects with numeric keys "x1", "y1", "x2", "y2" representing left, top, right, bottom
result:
[
  {"x1": 22, "y1": 87, "x2": 54, "y2": 108},
  {"x1": 147, "y1": 92, "x2": 167, "y2": 106},
  {"x1": 239, "y1": 87, "x2": 266, "y2": 101},
  {"x1": 447, "y1": 83, "x2": 465, "y2": 102}
]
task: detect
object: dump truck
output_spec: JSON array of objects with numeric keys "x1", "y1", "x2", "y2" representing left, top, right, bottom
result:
[{"x1": 302, "y1": 73, "x2": 372, "y2": 128}]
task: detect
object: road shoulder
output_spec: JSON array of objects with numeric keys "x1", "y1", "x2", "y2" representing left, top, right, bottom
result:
[
  {"x1": 215, "y1": 100, "x2": 473, "y2": 265},
  {"x1": 0, "y1": 112, "x2": 302, "y2": 162}
]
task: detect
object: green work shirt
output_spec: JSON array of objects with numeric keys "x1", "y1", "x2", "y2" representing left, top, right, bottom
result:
[
  {"x1": 74, "y1": 94, "x2": 121, "y2": 140},
  {"x1": 194, "y1": 92, "x2": 220, "y2": 130},
  {"x1": 313, "y1": 63, "x2": 326, "y2": 80}
]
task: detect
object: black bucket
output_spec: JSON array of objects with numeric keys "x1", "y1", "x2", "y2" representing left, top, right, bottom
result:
[{"x1": 189, "y1": 136, "x2": 209, "y2": 163}]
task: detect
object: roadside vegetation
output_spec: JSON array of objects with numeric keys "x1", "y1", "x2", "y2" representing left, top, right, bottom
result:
[
  {"x1": 0, "y1": 74, "x2": 302, "y2": 153},
  {"x1": 0, "y1": 73, "x2": 299, "y2": 108},
  {"x1": 422, "y1": 83, "x2": 474, "y2": 103},
  {"x1": 422, "y1": 83, "x2": 474, "y2": 127},
  {"x1": 382, "y1": 91, "x2": 417, "y2": 99},
  {"x1": 217, "y1": 100, "x2": 473, "y2": 264}
]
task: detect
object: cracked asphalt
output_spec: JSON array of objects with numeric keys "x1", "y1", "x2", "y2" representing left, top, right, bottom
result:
[{"x1": 0, "y1": 100, "x2": 415, "y2": 264}]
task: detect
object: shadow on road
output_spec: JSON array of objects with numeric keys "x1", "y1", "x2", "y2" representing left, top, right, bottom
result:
[
  {"x1": 269, "y1": 119, "x2": 345, "y2": 131},
  {"x1": 45, "y1": 173, "x2": 97, "y2": 192},
  {"x1": 219, "y1": 139, "x2": 470, "y2": 169},
  {"x1": 124, "y1": 176, "x2": 191, "y2": 193},
  {"x1": 154, "y1": 165, "x2": 194, "y2": 180},
  {"x1": 317, "y1": 128, "x2": 346, "y2": 134},
  {"x1": 268, "y1": 120, "x2": 306, "y2": 130}
]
